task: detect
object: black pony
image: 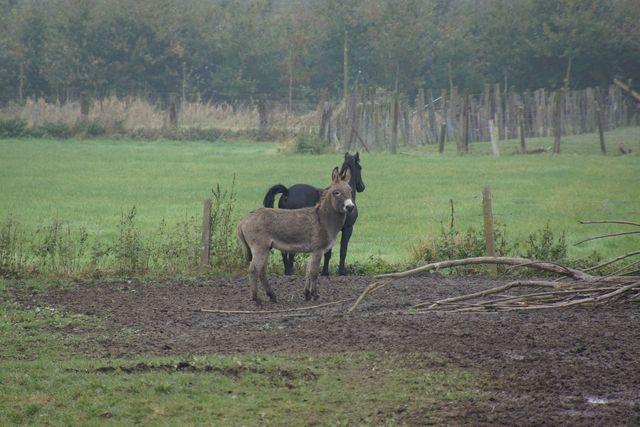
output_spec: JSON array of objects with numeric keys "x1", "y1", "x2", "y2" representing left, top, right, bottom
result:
[{"x1": 263, "y1": 152, "x2": 365, "y2": 276}]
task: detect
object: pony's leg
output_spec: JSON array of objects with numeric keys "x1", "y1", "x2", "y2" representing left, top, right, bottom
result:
[
  {"x1": 338, "y1": 226, "x2": 354, "y2": 276},
  {"x1": 287, "y1": 253, "x2": 296, "y2": 274},
  {"x1": 281, "y1": 251, "x2": 292, "y2": 275},
  {"x1": 249, "y1": 250, "x2": 268, "y2": 304},
  {"x1": 259, "y1": 258, "x2": 276, "y2": 302},
  {"x1": 321, "y1": 249, "x2": 332, "y2": 276},
  {"x1": 304, "y1": 250, "x2": 323, "y2": 301}
]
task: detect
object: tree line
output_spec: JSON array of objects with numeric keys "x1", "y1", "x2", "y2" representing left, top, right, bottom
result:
[{"x1": 1, "y1": 0, "x2": 638, "y2": 106}]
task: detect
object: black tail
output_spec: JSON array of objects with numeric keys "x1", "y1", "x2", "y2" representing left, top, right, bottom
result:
[{"x1": 263, "y1": 184, "x2": 288, "y2": 208}]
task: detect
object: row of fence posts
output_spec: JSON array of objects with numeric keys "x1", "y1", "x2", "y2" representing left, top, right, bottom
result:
[
  {"x1": 322, "y1": 83, "x2": 638, "y2": 154},
  {"x1": 198, "y1": 186, "x2": 500, "y2": 274}
]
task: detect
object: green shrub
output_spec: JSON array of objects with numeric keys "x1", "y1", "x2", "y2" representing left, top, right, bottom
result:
[
  {"x1": 0, "y1": 118, "x2": 28, "y2": 138},
  {"x1": 290, "y1": 134, "x2": 331, "y2": 154},
  {"x1": 518, "y1": 223, "x2": 567, "y2": 262},
  {"x1": 30, "y1": 122, "x2": 73, "y2": 139},
  {"x1": 76, "y1": 120, "x2": 106, "y2": 137}
]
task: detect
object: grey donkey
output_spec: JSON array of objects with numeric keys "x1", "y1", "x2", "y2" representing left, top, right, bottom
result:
[{"x1": 237, "y1": 167, "x2": 354, "y2": 303}]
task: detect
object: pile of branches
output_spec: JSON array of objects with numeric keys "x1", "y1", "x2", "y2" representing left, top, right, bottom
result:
[{"x1": 349, "y1": 220, "x2": 640, "y2": 313}]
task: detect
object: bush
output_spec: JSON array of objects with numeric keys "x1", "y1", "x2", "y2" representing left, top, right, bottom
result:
[
  {"x1": 0, "y1": 118, "x2": 28, "y2": 138},
  {"x1": 76, "y1": 120, "x2": 106, "y2": 137},
  {"x1": 282, "y1": 134, "x2": 332, "y2": 154},
  {"x1": 518, "y1": 223, "x2": 567, "y2": 262},
  {"x1": 30, "y1": 122, "x2": 73, "y2": 139}
]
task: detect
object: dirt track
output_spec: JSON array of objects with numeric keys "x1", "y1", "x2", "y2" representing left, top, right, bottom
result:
[{"x1": 9, "y1": 275, "x2": 640, "y2": 425}]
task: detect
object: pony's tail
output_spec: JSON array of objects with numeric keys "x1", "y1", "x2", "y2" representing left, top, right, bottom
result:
[
  {"x1": 263, "y1": 184, "x2": 288, "y2": 208},
  {"x1": 237, "y1": 222, "x2": 252, "y2": 262}
]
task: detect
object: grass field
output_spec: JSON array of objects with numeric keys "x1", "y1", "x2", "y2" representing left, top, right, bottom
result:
[{"x1": 1, "y1": 127, "x2": 639, "y2": 268}]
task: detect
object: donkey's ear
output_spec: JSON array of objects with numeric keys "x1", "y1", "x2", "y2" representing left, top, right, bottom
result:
[
  {"x1": 331, "y1": 166, "x2": 340, "y2": 183},
  {"x1": 344, "y1": 152, "x2": 349, "y2": 159},
  {"x1": 341, "y1": 167, "x2": 351, "y2": 182},
  {"x1": 355, "y1": 152, "x2": 360, "y2": 161}
]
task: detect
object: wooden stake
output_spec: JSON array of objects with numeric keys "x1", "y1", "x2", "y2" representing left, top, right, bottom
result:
[
  {"x1": 438, "y1": 123, "x2": 446, "y2": 154},
  {"x1": 482, "y1": 186, "x2": 498, "y2": 276},
  {"x1": 201, "y1": 198, "x2": 212, "y2": 267}
]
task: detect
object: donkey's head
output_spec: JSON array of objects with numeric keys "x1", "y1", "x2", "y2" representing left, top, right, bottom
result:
[
  {"x1": 341, "y1": 152, "x2": 365, "y2": 193},
  {"x1": 327, "y1": 166, "x2": 354, "y2": 214}
]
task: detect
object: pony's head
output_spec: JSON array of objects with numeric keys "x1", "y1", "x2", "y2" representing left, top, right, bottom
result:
[{"x1": 340, "y1": 152, "x2": 365, "y2": 193}]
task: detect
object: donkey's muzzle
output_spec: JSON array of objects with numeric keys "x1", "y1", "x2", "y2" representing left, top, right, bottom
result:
[{"x1": 344, "y1": 199, "x2": 355, "y2": 213}]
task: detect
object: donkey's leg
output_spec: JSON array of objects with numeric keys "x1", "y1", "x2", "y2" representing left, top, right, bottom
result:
[
  {"x1": 338, "y1": 226, "x2": 354, "y2": 276},
  {"x1": 321, "y1": 249, "x2": 332, "y2": 276},
  {"x1": 304, "y1": 250, "x2": 323, "y2": 301},
  {"x1": 249, "y1": 250, "x2": 268, "y2": 304},
  {"x1": 259, "y1": 258, "x2": 277, "y2": 302}
]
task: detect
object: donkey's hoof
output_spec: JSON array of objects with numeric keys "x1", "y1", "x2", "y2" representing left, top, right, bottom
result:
[
  {"x1": 338, "y1": 267, "x2": 347, "y2": 276},
  {"x1": 304, "y1": 290, "x2": 312, "y2": 301},
  {"x1": 253, "y1": 297, "x2": 263, "y2": 306},
  {"x1": 321, "y1": 270, "x2": 330, "y2": 277},
  {"x1": 313, "y1": 292, "x2": 320, "y2": 301},
  {"x1": 267, "y1": 292, "x2": 277, "y2": 303}
]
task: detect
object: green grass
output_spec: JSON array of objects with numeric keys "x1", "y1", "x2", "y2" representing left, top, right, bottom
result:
[
  {"x1": 1, "y1": 127, "x2": 639, "y2": 267},
  {"x1": 0, "y1": 279, "x2": 479, "y2": 425}
]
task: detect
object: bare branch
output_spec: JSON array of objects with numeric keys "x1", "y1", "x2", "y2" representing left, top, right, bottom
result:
[
  {"x1": 579, "y1": 220, "x2": 640, "y2": 227},
  {"x1": 574, "y1": 230, "x2": 640, "y2": 246}
]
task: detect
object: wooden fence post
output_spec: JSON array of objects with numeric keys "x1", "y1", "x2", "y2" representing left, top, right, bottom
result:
[
  {"x1": 462, "y1": 91, "x2": 470, "y2": 153},
  {"x1": 482, "y1": 186, "x2": 498, "y2": 276},
  {"x1": 438, "y1": 123, "x2": 446, "y2": 154},
  {"x1": 168, "y1": 93, "x2": 178, "y2": 129},
  {"x1": 258, "y1": 99, "x2": 269, "y2": 138},
  {"x1": 201, "y1": 198, "x2": 212, "y2": 267},
  {"x1": 553, "y1": 90, "x2": 562, "y2": 153},
  {"x1": 518, "y1": 106, "x2": 526, "y2": 153},
  {"x1": 391, "y1": 91, "x2": 399, "y2": 154},
  {"x1": 416, "y1": 88, "x2": 427, "y2": 145},
  {"x1": 596, "y1": 102, "x2": 606, "y2": 155},
  {"x1": 488, "y1": 119, "x2": 500, "y2": 156},
  {"x1": 319, "y1": 101, "x2": 332, "y2": 140}
]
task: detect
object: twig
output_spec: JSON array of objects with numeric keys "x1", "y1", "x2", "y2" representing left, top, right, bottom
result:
[
  {"x1": 584, "y1": 250, "x2": 640, "y2": 272},
  {"x1": 574, "y1": 230, "x2": 640, "y2": 246},
  {"x1": 580, "y1": 220, "x2": 640, "y2": 227},
  {"x1": 200, "y1": 298, "x2": 353, "y2": 315},
  {"x1": 411, "y1": 280, "x2": 559, "y2": 310}
]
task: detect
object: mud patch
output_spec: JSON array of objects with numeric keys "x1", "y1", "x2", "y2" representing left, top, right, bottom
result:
[{"x1": 7, "y1": 275, "x2": 640, "y2": 425}]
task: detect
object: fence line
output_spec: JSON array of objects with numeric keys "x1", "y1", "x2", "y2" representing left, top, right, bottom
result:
[{"x1": 328, "y1": 84, "x2": 640, "y2": 151}]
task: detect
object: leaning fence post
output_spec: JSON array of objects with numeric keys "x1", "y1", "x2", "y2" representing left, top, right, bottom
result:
[
  {"x1": 201, "y1": 198, "x2": 212, "y2": 267},
  {"x1": 482, "y1": 186, "x2": 498, "y2": 276}
]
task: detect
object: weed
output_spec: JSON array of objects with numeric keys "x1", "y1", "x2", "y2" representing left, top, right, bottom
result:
[{"x1": 113, "y1": 207, "x2": 146, "y2": 275}]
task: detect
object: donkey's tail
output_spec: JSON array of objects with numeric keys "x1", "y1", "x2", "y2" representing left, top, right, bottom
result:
[
  {"x1": 263, "y1": 184, "x2": 288, "y2": 208},
  {"x1": 236, "y1": 222, "x2": 252, "y2": 262}
]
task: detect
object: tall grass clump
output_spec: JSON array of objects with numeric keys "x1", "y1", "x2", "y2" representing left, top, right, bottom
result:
[{"x1": 209, "y1": 177, "x2": 245, "y2": 273}]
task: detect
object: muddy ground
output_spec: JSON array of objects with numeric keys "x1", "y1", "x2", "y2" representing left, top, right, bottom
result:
[{"x1": 8, "y1": 275, "x2": 640, "y2": 425}]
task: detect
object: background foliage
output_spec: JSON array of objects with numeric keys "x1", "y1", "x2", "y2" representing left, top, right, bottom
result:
[{"x1": 1, "y1": 0, "x2": 638, "y2": 104}]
